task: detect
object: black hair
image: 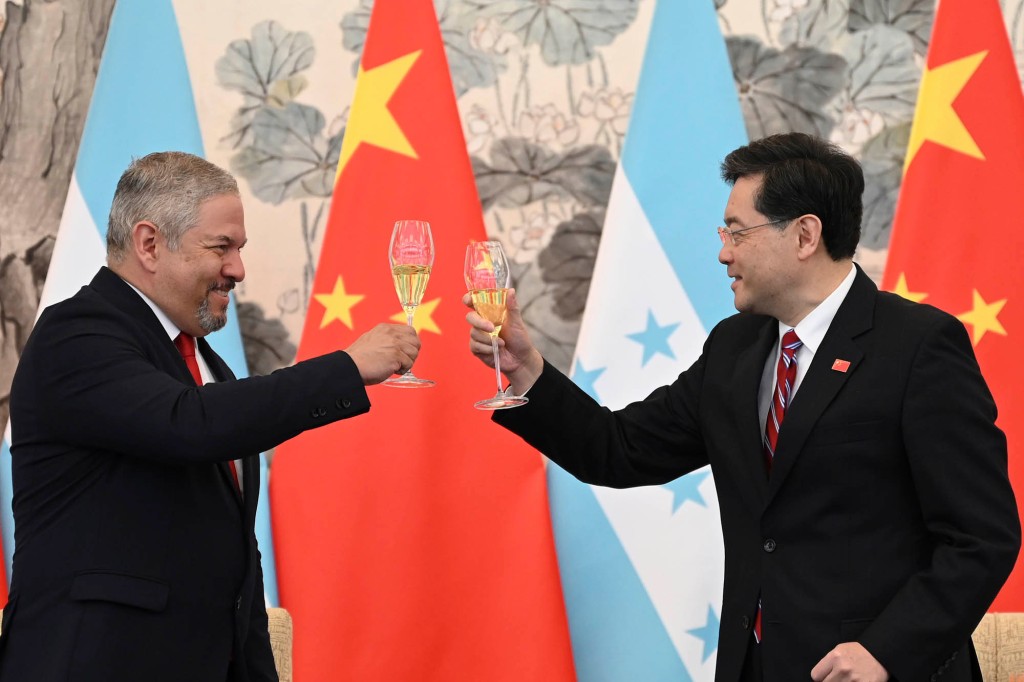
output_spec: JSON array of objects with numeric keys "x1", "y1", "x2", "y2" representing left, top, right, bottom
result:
[{"x1": 721, "y1": 132, "x2": 863, "y2": 259}]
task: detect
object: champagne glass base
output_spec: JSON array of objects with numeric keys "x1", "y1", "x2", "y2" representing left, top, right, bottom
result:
[
  {"x1": 383, "y1": 373, "x2": 435, "y2": 388},
  {"x1": 474, "y1": 394, "x2": 528, "y2": 410}
]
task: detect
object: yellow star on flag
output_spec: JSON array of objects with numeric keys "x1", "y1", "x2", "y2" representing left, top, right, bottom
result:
[
  {"x1": 337, "y1": 50, "x2": 422, "y2": 176},
  {"x1": 904, "y1": 50, "x2": 988, "y2": 173},
  {"x1": 391, "y1": 297, "x2": 442, "y2": 335},
  {"x1": 314, "y1": 275, "x2": 365, "y2": 330},
  {"x1": 956, "y1": 289, "x2": 1007, "y2": 346},
  {"x1": 891, "y1": 273, "x2": 928, "y2": 303}
]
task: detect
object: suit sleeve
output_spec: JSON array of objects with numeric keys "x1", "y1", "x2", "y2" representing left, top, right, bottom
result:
[
  {"x1": 858, "y1": 315, "x2": 1020, "y2": 680},
  {"x1": 494, "y1": 349, "x2": 711, "y2": 487},
  {"x1": 16, "y1": 305, "x2": 370, "y2": 464}
]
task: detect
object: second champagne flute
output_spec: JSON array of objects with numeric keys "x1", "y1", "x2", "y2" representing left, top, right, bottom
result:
[
  {"x1": 385, "y1": 219, "x2": 434, "y2": 387},
  {"x1": 464, "y1": 240, "x2": 527, "y2": 409}
]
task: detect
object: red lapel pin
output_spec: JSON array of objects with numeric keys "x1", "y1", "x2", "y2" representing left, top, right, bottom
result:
[{"x1": 832, "y1": 359, "x2": 851, "y2": 373}]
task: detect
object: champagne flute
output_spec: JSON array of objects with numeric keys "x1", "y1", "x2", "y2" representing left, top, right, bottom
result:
[
  {"x1": 385, "y1": 219, "x2": 434, "y2": 387},
  {"x1": 464, "y1": 240, "x2": 528, "y2": 410}
]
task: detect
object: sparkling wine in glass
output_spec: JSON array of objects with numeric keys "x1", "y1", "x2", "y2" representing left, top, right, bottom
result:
[
  {"x1": 385, "y1": 219, "x2": 434, "y2": 387},
  {"x1": 464, "y1": 240, "x2": 527, "y2": 409}
]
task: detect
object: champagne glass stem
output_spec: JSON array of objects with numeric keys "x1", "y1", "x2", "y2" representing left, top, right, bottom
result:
[
  {"x1": 406, "y1": 310, "x2": 415, "y2": 327},
  {"x1": 491, "y1": 335, "x2": 503, "y2": 396}
]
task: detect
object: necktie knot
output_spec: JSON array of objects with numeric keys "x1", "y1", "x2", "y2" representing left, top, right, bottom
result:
[
  {"x1": 781, "y1": 329, "x2": 802, "y2": 360},
  {"x1": 764, "y1": 328, "x2": 802, "y2": 471},
  {"x1": 174, "y1": 333, "x2": 203, "y2": 386},
  {"x1": 174, "y1": 332, "x2": 196, "y2": 359}
]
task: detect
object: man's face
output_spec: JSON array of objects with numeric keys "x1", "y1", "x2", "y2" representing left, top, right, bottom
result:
[
  {"x1": 718, "y1": 175, "x2": 798, "y2": 320},
  {"x1": 153, "y1": 194, "x2": 246, "y2": 337}
]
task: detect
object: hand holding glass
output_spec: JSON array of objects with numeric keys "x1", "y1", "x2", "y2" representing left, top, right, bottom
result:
[
  {"x1": 464, "y1": 240, "x2": 527, "y2": 409},
  {"x1": 386, "y1": 219, "x2": 434, "y2": 387}
]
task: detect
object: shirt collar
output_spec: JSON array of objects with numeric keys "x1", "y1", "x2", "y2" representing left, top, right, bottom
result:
[
  {"x1": 123, "y1": 279, "x2": 184, "y2": 342},
  {"x1": 780, "y1": 263, "x2": 857, "y2": 354}
]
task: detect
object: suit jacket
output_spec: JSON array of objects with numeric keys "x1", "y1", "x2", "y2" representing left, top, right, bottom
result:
[
  {"x1": 496, "y1": 267, "x2": 1020, "y2": 681},
  {"x1": 0, "y1": 267, "x2": 371, "y2": 682}
]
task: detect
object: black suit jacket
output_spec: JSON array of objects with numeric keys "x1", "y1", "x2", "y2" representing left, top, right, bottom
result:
[
  {"x1": 496, "y1": 267, "x2": 1020, "y2": 681},
  {"x1": 0, "y1": 267, "x2": 371, "y2": 682}
]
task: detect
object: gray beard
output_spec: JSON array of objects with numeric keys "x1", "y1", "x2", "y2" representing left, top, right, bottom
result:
[{"x1": 197, "y1": 296, "x2": 227, "y2": 333}]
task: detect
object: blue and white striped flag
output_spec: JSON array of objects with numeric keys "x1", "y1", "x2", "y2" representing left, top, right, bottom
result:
[
  {"x1": 550, "y1": 0, "x2": 747, "y2": 679},
  {"x1": 0, "y1": 0, "x2": 279, "y2": 606}
]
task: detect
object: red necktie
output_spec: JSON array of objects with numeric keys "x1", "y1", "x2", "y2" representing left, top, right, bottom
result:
[
  {"x1": 754, "y1": 329, "x2": 802, "y2": 644},
  {"x1": 762, "y1": 329, "x2": 802, "y2": 473},
  {"x1": 174, "y1": 332, "x2": 240, "y2": 492}
]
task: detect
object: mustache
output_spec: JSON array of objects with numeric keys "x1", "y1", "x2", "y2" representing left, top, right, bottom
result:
[{"x1": 207, "y1": 280, "x2": 236, "y2": 294}]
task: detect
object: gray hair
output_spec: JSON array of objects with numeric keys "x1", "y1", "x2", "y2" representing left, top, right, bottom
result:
[{"x1": 106, "y1": 151, "x2": 239, "y2": 262}]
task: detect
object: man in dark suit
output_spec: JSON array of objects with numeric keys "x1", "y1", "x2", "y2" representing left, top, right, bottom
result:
[
  {"x1": 0, "y1": 152, "x2": 420, "y2": 681},
  {"x1": 465, "y1": 133, "x2": 1020, "y2": 681}
]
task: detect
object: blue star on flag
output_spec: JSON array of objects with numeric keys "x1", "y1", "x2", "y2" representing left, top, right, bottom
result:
[
  {"x1": 662, "y1": 470, "x2": 709, "y2": 513},
  {"x1": 687, "y1": 605, "x2": 720, "y2": 662},
  {"x1": 572, "y1": 359, "x2": 606, "y2": 401},
  {"x1": 626, "y1": 310, "x2": 679, "y2": 366}
]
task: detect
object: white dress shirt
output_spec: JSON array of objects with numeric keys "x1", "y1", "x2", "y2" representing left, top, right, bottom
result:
[{"x1": 757, "y1": 264, "x2": 857, "y2": 434}]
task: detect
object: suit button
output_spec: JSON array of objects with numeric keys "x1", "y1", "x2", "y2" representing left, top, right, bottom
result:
[
  {"x1": 741, "y1": 616, "x2": 750, "y2": 629},
  {"x1": 763, "y1": 539, "x2": 776, "y2": 553},
  {"x1": 336, "y1": 398, "x2": 352, "y2": 410},
  {"x1": 318, "y1": 406, "x2": 327, "y2": 417},
  {"x1": 310, "y1": 408, "x2": 320, "y2": 418}
]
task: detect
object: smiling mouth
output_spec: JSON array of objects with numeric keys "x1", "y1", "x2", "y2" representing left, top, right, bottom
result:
[{"x1": 208, "y1": 281, "x2": 235, "y2": 298}]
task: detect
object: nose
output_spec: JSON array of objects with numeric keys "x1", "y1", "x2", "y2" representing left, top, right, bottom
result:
[
  {"x1": 718, "y1": 240, "x2": 733, "y2": 265},
  {"x1": 223, "y1": 249, "x2": 245, "y2": 283}
]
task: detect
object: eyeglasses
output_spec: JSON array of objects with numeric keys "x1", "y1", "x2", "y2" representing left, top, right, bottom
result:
[{"x1": 717, "y1": 219, "x2": 789, "y2": 246}]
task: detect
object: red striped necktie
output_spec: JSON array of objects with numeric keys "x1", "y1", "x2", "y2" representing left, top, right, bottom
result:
[
  {"x1": 174, "y1": 332, "x2": 240, "y2": 492},
  {"x1": 763, "y1": 329, "x2": 802, "y2": 473},
  {"x1": 755, "y1": 329, "x2": 802, "y2": 644}
]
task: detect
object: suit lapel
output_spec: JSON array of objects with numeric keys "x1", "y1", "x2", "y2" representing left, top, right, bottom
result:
[
  {"x1": 91, "y1": 267, "x2": 206, "y2": 387},
  {"x1": 219, "y1": 461, "x2": 245, "y2": 506},
  {"x1": 195, "y1": 336, "x2": 236, "y2": 382},
  {"x1": 240, "y1": 455, "x2": 259, "y2": 520},
  {"x1": 766, "y1": 267, "x2": 876, "y2": 506},
  {"x1": 196, "y1": 336, "x2": 247, "y2": 507},
  {"x1": 730, "y1": 317, "x2": 778, "y2": 511}
]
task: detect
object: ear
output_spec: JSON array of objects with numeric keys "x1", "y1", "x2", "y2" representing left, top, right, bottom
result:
[
  {"x1": 794, "y1": 214, "x2": 824, "y2": 261},
  {"x1": 132, "y1": 221, "x2": 161, "y2": 273}
]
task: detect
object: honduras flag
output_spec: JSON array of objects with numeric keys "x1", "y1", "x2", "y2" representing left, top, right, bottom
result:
[
  {"x1": 550, "y1": 0, "x2": 747, "y2": 678},
  {"x1": 0, "y1": 0, "x2": 279, "y2": 606}
]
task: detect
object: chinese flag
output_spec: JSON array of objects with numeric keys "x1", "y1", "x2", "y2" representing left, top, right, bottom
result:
[
  {"x1": 269, "y1": 1, "x2": 576, "y2": 679},
  {"x1": 882, "y1": 0, "x2": 1024, "y2": 609}
]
